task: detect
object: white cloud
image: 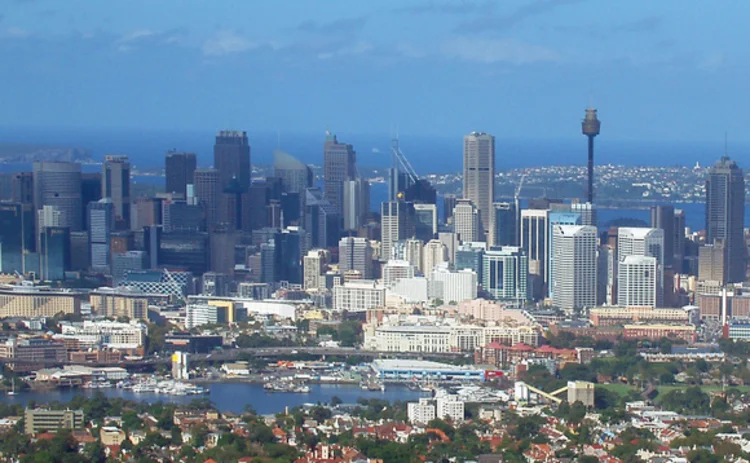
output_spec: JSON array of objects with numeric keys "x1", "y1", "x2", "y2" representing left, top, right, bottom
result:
[
  {"x1": 202, "y1": 30, "x2": 259, "y2": 56},
  {"x1": 441, "y1": 36, "x2": 559, "y2": 65}
]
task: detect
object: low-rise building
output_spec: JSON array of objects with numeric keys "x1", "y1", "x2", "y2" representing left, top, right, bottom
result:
[
  {"x1": 0, "y1": 338, "x2": 66, "y2": 370},
  {"x1": 0, "y1": 285, "x2": 81, "y2": 319},
  {"x1": 436, "y1": 394, "x2": 465, "y2": 422},
  {"x1": 100, "y1": 426, "x2": 126, "y2": 446},
  {"x1": 332, "y1": 280, "x2": 385, "y2": 312},
  {"x1": 589, "y1": 306, "x2": 692, "y2": 326},
  {"x1": 623, "y1": 324, "x2": 697, "y2": 343},
  {"x1": 407, "y1": 398, "x2": 436, "y2": 424},
  {"x1": 89, "y1": 287, "x2": 150, "y2": 321},
  {"x1": 24, "y1": 408, "x2": 84, "y2": 435}
]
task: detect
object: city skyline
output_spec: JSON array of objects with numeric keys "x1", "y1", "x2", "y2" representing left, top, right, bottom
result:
[{"x1": 0, "y1": 1, "x2": 748, "y2": 144}]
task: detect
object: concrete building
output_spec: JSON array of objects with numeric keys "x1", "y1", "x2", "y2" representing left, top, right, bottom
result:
[
  {"x1": 463, "y1": 132, "x2": 495, "y2": 237},
  {"x1": 58, "y1": 320, "x2": 146, "y2": 350},
  {"x1": 24, "y1": 409, "x2": 83, "y2": 435},
  {"x1": 102, "y1": 155, "x2": 131, "y2": 229},
  {"x1": 618, "y1": 227, "x2": 665, "y2": 306},
  {"x1": 403, "y1": 238, "x2": 424, "y2": 273},
  {"x1": 383, "y1": 260, "x2": 415, "y2": 287},
  {"x1": 453, "y1": 198, "x2": 480, "y2": 243},
  {"x1": 338, "y1": 236, "x2": 373, "y2": 279},
  {"x1": 567, "y1": 381, "x2": 595, "y2": 407},
  {"x1": 274, "y1": 149, "x2": 312, "y2": 195},
  {"x1": 699, "y1": 240, "x2": 727, "y2": 285},
  {"x1": 0, "y1": 286, "x2": 81, "y2": 318},
  {"x1": 381, "y1": 201, "x2": 415, "y2": 262},
  {"x1": 332, "y1": 280, "x2": 385, "y2": 312},
  {"x1": 186, "y1": 304, "x2": 226, "y2": 329},
  {"x1": 423, "y1": 239, "x2": 448, "y2": 275},
  {"x1": 214, "y1": 130, "x2": 251, "y2": 227},
  {"x1": 342, "y1": 178, "x2": 370, "y2": 231},
  {"x1": 520, "y1": 208, "x2": 550, "y2": 295},
  {"x1": 89, "y1": 287, "x2": 150, "y2": 320},
  {"x1": 193, "y1": 168, "x2": 220, "y2": 230},
  {"x1": 436, "y1": 395, "x2": 465, "y2": 422},
  {"x1": 618, "y1": 255, "x2": 658, "y2": 307},
  {"x1": 88, "y1": 199, "x2": 114, "y2": 272},
  {"x1": 408, "y1": 398, "x2": 436, "y2": 424},
  {"x1": 431, "y1": 266, "x2": 477, "y2": 304},
  {"x1": 303, "y1": 249, "x2": 329, "y2": 291},
  {"x1": 172, "y1": 351, "x2": 189, "y2": 380},
  {"x1": 551, "y1": 225, "x2": 597, "y2": 310}
]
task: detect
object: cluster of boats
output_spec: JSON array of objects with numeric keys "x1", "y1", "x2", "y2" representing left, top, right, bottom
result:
[
  {"x1": 116, "y1": 379, "x2": 208, "y2": 396},
  {"x1": 263, "y1": 381, "x2": 311, "y2": 393}
]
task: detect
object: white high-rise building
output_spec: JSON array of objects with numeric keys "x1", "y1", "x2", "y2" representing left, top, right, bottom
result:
[
  {"x1": 423, "y1": 239, "x2": 448, "y2": 275},
  {"x1": 436, "y1": 395, "x2": 465, "y2": 422},
  {"x1": 463, "y1": 132, "x2": 495, "y2": 238},
  {"x1": 404, "y1": 238, "x2": 424, "y2": 273},
  {"x1": 383, "y1": 260, "x2": 415, "y2": 287},
  {"x1": 618, "y1": 255, "x2": 658, "y2": 307},
  {"x1": 303, "y1": 249, "x2": 329, "y2": 290},
  {"x1": 551, "y1": 225, "x2": 597, "y2": 310},
  {"x1": 408, "y1": 398, "x2": 436, "y2": 424},
  {"x1": 381, "y1": 201, "x2": 415, "y2": 262},
  {"x1": 453, "y1": 199, "x2": 480, "y2": 243},
  {"x1": 332, "y1": 280, "x2": 385, "y2": 312},
  {"x1": 186, "y1": 304, "x2": 222, "y2": 329},
  {"x1": 342, "y1": 178, "x2": 370, "y2": 231},
  {"x1": 618, "y1": 227, "x2": 665, "y2": 306},
  {"x1": 339, "y1": 236, "x2": 373, "y2": 279},
  {"x1": 431, "y1": 265, "x2": 477, "y2": 303},
  {"x1": 482, "y1": 246, "x2": 529, "y2": 302}
]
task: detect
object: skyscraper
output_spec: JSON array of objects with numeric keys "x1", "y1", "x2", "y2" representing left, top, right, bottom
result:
[
  {"x1": 443, "y1": 194, "x2": 457, "y2": 224},
  {"x1": 324, "y1": 131, "x2": 356, "y2": 215},
  {"x1": 618, "y1": 255, "x2": 658, "y2": 307},
  {"x1": 423, "y1": 239, "x2": 448, "y2": 275},
  {"x1": 102, "y1": 155, "x2": 131, "y2": 230},
  {"x1": 165, "y1": 151, "x2": 197, "y2": 198},
  {"x1": 581, "y1": 107, "x2": 601, "y2": 203},
  {"x1": 11, "y1": 172, "x2": 33, "y2": 204},
  {"x1": 706, "y1": 156, "x2": 745, "y2": 283},
  {"x1": 81, "y1": 172, "x2": 102, "y2": 230},
  {"x1": 520, "y1": 208, "x2": 550, "y2": 298},
  {"x1": 547, "y1": 212, "x2": 583, "y2": 298},
  {"x1": 214, "y1": 130, "x2": 251, "y2": 227},
  {"x1": 618, "y1": 227, "x2": 665, "y2": 306},
  {"x1": 39, "y1": 226, "x2": 70, "y2": 281},
  {"x1": 674, "y1": 209, "x2": 686, "y2": 272},
  {"x1": 453, "y1": 199, "x2": 480, "y2": 243},
  {"x1": 491, "y1": 202, "x2": 516, "y2": 247},
  {"x1": 88, "y1": 199, "x2": 114, "y2": 272},
  {"x1": 463, "y1": 132, "x2": 495, "y2": 238},
  {"x1": 274, "y1": 150, "x2": 312, "y2": 194},
  {"x1": 414, "y1": 203, "x2": 438, "y2": 242},
  {"x1": 650, "y1": 205, "x2": 675, "y2": 268},
  {"x1": 342, "y1": 178, "x2": 370, "y2": 231},
  {"x1": 551, "y1": 225, "x2": 597, "y2": 310},
  {"x1": 339, "y1": 236, "x2": 373, "y2": 279},
  {"x1": 305, "y1": 187, "x2": 341, "y2": 249},
  {"x1": 381, "y1": 201, "x2": 415, "y2": 262},
  {"x1": 193, "y1": 168, "x2": 220, "y2": 231},
  {"x1": 482, "y1": 246, "x2": 528, "y2": 302},
  {"x1": 0, "y1": 203, "x2": 35, "y2": 274},
  {"x1": 33, "y1": 161, "x2": 82, "y2": 232}
]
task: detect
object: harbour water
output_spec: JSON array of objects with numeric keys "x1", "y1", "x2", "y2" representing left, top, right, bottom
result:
[{"x1": 0, "y1": 383, "x2": 428, "y2": 415}]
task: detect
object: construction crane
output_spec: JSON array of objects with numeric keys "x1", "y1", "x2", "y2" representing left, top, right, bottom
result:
[{"x1": 390, "y1": 137, "x2": 419, "y2": 184}]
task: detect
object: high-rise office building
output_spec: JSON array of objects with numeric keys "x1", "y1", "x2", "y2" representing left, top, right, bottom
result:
[
  {"x1": 706, "y1": 156, "x2": 746, "y2": 283},
  {"x1": 381, "y1": 201, "x2": 415, "y2": 262},
  {"x1": 455, "y1": 242, "x2": 485, "y2": 284},
  {"x1": 520, "y1": 208, "x2": 550, "y2": 296},
  {"x1": 165, "y1": 151, "x2": 197, "y2": 198},
  {"x1": 305, "y1": 188, "x2": 341, "y2": 249},
  {"x1": 324, "y1": 131, "x2": 356, "y2": 215},
  {"x1": 339, "y1": 236, "x2": 373, "y2": 279},
  {"x1": 11, "y1": 172, "x2": 33, "y2": 204},
  {"x1": 650, "y1": 205, "x2": 675, "y2": 268},
  {"x1": 112, "y1": 251, "x2": 148, "y2": 286},
  {"x1": 491, "y1": 202, "x2": 516, "y2": 247},
  {"x1": 88, "y1": 199, "x2": 114, "y2": 272},
  {"x1": 274, "y1": 150, "x2": 312, "y2": 194},
  {"x1": 209, "y1": 228, "x2": 238, "y2": 274},
  {"x1": 674, "y1": 209, "x2": 686, "y2": 272},
  {"x1": 102, "y1": 155, "x2": 131, "y2": 230},
  {"x1": 39, "y1": 227, "x2": 70, "y2": 281},
  {"x1": 280, "y1": 226, "x2": 305, "y2": 284},
  {"x1": 698, "y1": 240, "x2": 727, "y2": 284},
  {"x1": 404, "y1": 179, "x2": 437, "y2": 205},
  {"x1": 443, "y1": 194, "x2": 457, "y2": 224},
  {"x1": 403, "y1": 238, "x2": 424, "y2": 273},
  {"x1": 414, "y1": 203, "x2": 438, "y2": 242},
  {"x1": 214, "y1": 130, "x2": 251, "y2": 228},
  {"x1": 463, "y1": 132, "x2": 495, "y2": 237},
  {"x1": 423, "y1": 239, "x2": 448, "y2": 275},
  {"x1": 193, "y1": 168, "x2": 220, "y2": 231},
  {"x1": 81, "y1": 172, "x2": 102, "y2": 230},
  {"x1": 618, "y1": 227, "x2": 665, "y2": 306},
  {"x1": 303, "y1": 249, "x2": 329, "y2": 290},
  {"x1": 159, "y1": 231, "x2": 209, "y2": 276},
  {"x1": 551, "y1": 225, "x2": 597, "y2": 310},
  {"x1": 0, "y1": 203, "x2": 35, "y2": 274},
  {"x1": 342, "y1": 178, "x2": 370, "y2": 231},
  {"x1": 482, "y1": 246, "x2": 528, "y2": 302},
  {"x1": 453, "y1": 199, "x2": 480, "y2": 243},
  {"x1": 33, "y1": 161, "x2": 82, "y2": 232},
  {"x1": 618, "y1": 255, "x2": 658, "y2": 307},
  {"x1": 571, "y1": 202, "x2": 597, "y2": 227},
  {"x1": 547, "y1": 212, "x2": 583, "y2": 298}
]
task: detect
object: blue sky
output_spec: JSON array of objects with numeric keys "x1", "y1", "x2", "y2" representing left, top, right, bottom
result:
[{"x1": 0, "y1": 0, "x2": 748, "y2": 143}]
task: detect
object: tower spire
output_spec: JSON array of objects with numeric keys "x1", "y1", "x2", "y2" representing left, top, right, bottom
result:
[{"x1": 581, "y1": 107, "x2": 601, "y2": 204}]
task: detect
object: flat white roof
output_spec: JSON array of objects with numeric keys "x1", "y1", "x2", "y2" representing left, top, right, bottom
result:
[{"x1": 373, "y1": 359, "x2": 480, "y2": 371}]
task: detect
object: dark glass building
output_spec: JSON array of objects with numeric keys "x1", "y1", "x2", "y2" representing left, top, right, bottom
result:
[
  {"x1": 165, "y1": 151, "x2": 197, "y2": 198},
  {"x1": 39, "y1": 226, "x2": 70, "y2": 281},
  {"x1": 706, "y1": 156, "x2": 745, "y2": 283},
  {"x1": 0, "y1": 203, "x2": 35, "y2": 273},
  {"x1": 102, "y1": 156, "x2": 131, "y2": 230},
  {"x1": 492, "y1": 202, "x2": 517, "y2": 246},
  {"x1": 323, "y1": 132, "x2": 356, "y2": 215},
  {"x1": 159, "y1": 231, "x2": 209, "y2": 275}
]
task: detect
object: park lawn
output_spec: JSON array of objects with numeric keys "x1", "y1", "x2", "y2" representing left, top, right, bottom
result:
[
  {"x1": 599, "y1": 383, "x2": 750, "y2": 397},
  {"x1": 599, "y1": 383, "x2": 637, "y2": 396}
]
